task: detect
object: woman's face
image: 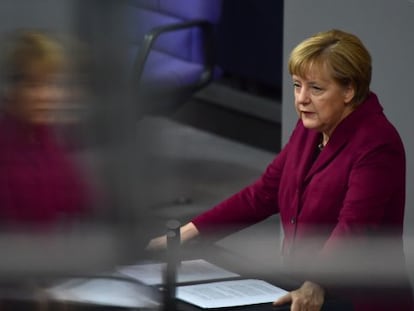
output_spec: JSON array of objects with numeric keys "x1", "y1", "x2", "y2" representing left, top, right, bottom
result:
[
  {"x1": 9, "y1": 74, "x2": 65, "y2": 124},
  {"x1": 292, "y1": 65, "x2": 355, "y2": 138}
]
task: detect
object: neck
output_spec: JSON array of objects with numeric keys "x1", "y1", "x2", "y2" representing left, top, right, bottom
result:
[
  {"x1": 322, "y1": 134, "x2": 329, "y2": 146},
  {"x1": 321, "y1": 134, "x2": 329, "y2": 147},
  {"x1": 317, "y1": 134, "x2": 329, "y2": 151}
]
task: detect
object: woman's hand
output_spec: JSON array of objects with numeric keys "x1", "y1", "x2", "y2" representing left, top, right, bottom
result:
[
  {"x1": 273, "y1": 281, "x2": 324, "y2": 311},
  {"x1": 146, "y1": 222, "x2": 200, "y2": 251},
  {"x1": 146, "y1": 235, "x2": 168, "y2": 251}
]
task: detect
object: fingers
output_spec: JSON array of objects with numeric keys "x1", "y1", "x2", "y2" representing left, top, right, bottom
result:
[
  {"x1": 290, "y1": 299, "x2": 302, "y2": 311},
  {"x1": 289, "y1": 294, "x2": 319, "y2": 311},
  {"x1": 272, "y1": 281, "x2": 324, "y2": 311},
  {"x1": 273, "y1": 292, "x2": 292, "y2": 306},
  {"x1": 272, "y1": 292, "x2": 305, "y2": 311},
  {"x1": 146, "y1": 235, "x2": 167, "y2": 251}
]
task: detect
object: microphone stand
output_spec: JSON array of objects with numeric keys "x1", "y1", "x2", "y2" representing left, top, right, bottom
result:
[{"x1": 163, "y1": 219, "x2": 181, "y2": 311}]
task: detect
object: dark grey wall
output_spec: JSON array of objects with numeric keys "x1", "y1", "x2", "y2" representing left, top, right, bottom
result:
[
  {"x1": 0, "y1": 0, "x2": 75, "y2": 33},
  {"x1": 282, "y1": 0, "x2": 414, "y2": 264}
]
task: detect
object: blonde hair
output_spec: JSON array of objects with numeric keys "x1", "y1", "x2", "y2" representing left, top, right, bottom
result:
[
  {"x1": 3, "y1": 30, "x2": 66, "y2": 84},
  {"x1": 288, "y1": 29, "x2": 372, "y2": 106}
]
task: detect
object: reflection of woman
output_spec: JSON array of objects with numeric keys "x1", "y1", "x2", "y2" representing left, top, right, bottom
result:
[
  {"x1": 149, "y1": 29, "x2": 414, "y2": 311},
  {"x1": 0, "y1": 31, "x2": 91, "y2": 228}
]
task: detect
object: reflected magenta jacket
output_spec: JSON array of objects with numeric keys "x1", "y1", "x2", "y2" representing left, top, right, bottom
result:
[
  {"x1": 192, "y1": 92, "x2": 413, "y2": 310},
  {"x1": 0, "y1": 111, "x2": 90, "y2": 227}
]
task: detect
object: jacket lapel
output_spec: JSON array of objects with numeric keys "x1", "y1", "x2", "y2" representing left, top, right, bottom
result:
[
  {"x1": 295, "y1": 129, "x2": 320, "y2": 188},
  {"x1": 304, "y1": 134, "x2": 347, "y2": 183},
  {"x1": 303, "y1": 92, "x2": 383, "y2": 183}
]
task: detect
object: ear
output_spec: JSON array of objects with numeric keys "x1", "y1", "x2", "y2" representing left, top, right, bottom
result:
[{"x1": 343, "y1": 84, "x2": 355, "y2": 104}]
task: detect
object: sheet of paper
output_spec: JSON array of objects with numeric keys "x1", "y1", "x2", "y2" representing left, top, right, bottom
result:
[
  {"x1": 176, "y1": 279, "x2": 288, "y2": 309},
  {"x1": 47, "y1": 278, "x2": 160, "y2": 309},
  {"x1": 118, "y1": 259, "x2": 240, "y2": 286}
]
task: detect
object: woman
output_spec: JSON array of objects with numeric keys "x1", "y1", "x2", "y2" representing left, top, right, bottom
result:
[
  {"x1": 149, "y1": 29, "x2": 414, "y2": 311},
  {"x1": 0, "y1": 30, "x2": 92, "y2": 228}
]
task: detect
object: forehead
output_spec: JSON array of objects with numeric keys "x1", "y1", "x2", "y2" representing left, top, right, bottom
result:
[
  {"x1": 17, "y1": 73, "x2": 57, "y2": 86},
  {"x1": 293, "y1": 62, "x2": 333, "y2": 83}
]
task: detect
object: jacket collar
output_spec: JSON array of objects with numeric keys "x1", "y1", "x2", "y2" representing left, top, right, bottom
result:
[{"x1": 303, "y1": 92, "x2": 383, "y2": 182}]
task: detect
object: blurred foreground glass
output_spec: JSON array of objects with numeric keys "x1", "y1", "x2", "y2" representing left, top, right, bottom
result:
[{"x1": 0, "y1": 1, "x2": 158, "y2": 281}]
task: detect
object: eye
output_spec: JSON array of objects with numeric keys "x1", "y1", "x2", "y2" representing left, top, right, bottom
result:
[
  {"x1": 23, "y1": 81, "x2": 43, "y2": 89},
  {"x1": 310, "y1": 85, "x2": 324, "y2": 94},
  {"x1": 293, "y1": 82, "x2": 301, "y2": 89}
]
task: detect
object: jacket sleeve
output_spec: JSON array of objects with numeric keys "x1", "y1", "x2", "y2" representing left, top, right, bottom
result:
[{"x1": 192, "y1": 144, "x2": 288, "y2": 238}]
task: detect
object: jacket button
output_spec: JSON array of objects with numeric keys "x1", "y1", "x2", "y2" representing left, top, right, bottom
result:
[{"x1": 290, "y1": 217, "x2": 296, "y2": 224}]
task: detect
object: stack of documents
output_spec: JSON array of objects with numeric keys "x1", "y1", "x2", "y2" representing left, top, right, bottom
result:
[
  {"x1": 46, "y1": 278, "x2": 160, "y2": 309},
  {"x1": 176, "y1": 279, "x2": 288, "y2": 309},
  {"x1": 117, "y1": 259, "x2": 240, "y2": 285},
  {"x1": 118, "y1": 259, "x2": 287, "y2": 309},
  {"x1": 47, "y1": 259, "x2": 288, "y2": 309}
]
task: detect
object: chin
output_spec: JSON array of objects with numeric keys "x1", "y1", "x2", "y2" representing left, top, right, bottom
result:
[
  {"x1": 28, "y1": 115, "x2": 52, "y2": 125},
  {"x1": 301, "y1": 119, "x2": 320, "y2": 130}
]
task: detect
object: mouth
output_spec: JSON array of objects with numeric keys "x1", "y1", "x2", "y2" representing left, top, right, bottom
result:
[{"x1": 301, "y1": 111, "x2": 316, "y2": 117}]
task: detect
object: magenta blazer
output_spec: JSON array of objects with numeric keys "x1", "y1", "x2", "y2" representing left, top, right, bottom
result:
[
  {"x1": 0, "y1": 111, "x2": 91, "y2": 227},
  {"x1": 192, "y1": 92, "x2": 413, "y2": 310}
]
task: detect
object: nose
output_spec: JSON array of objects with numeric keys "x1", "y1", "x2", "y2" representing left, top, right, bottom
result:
[
  {"x1": 296, "y1": 86, "x2": 311, "y2": 105},
  {"x1": 35, "y1": 84, "x2": 63, "y2": 107}
]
